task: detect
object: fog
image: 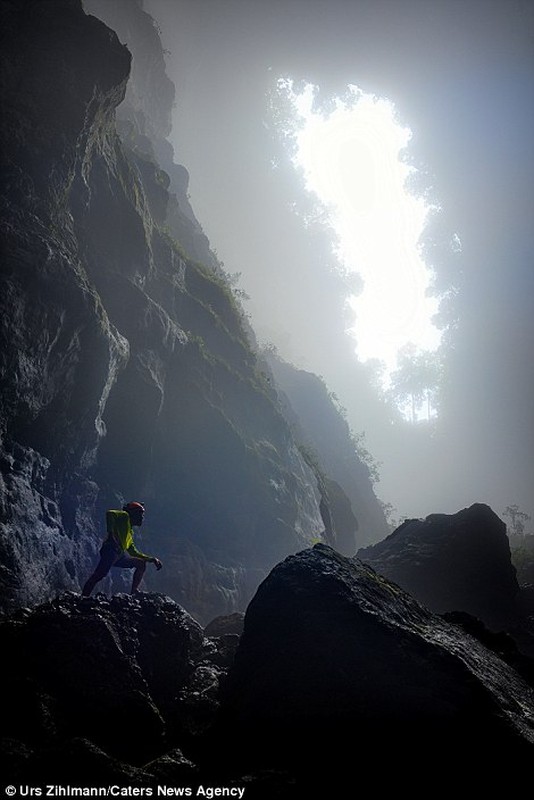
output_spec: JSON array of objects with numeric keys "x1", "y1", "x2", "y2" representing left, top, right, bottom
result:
[{"x1": 146, "y1": 0, "x2": 534, "y2": 527}]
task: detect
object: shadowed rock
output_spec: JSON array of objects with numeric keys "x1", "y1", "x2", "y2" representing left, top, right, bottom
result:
[
  {"x1": 3, "y1": 556, "x2": 534, "y2": 791},
  {"x1": 204, "y1": 612, "x2": 245, "y2": 637},
  {"x1": 213, "y1": 544, "x2": 534, "y2": 785},
  {"x1": 357, "y1": 503, "x2": 520, "y2": 630},
  {"x1": 0, "y1": 592, "x2": 220, "y2": 780}
]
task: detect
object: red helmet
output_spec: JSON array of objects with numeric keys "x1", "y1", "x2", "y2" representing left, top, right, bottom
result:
[{"x1": 123, "y1": 501, "x2": 145, "y2": 513}]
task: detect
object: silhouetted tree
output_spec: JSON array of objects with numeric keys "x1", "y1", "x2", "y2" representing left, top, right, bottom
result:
[
  {"x1": 388, "y1": 344, "x2": 442, "y2": 422},
  {"x1": 503, "y1": 504, "x2": 532, "y2": 537}
]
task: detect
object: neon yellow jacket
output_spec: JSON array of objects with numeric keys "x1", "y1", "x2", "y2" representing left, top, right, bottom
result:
[{"x1": 106, "y1": 510, "x2": 150, "y2": 560}]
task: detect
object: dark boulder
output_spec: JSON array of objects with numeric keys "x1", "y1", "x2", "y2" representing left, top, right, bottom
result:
[
  {"x1": 18, "y1": 738, "x2": 153, "y2": 788},
  {"x1": 357, "y1": 503, "x2": 520, "y2": 631},
  {"x1": 3, "y1": 554, "x2": 534, "y2": 792},
  {"x1": 0, "y1": 592, "x2": 223, "y2": 781},
  {"x1": 213, "y1": 544, "x2": 534, "y2": 787},
  {"x1": 204, "y1": 611, "x2": 245, "y2": 637}
]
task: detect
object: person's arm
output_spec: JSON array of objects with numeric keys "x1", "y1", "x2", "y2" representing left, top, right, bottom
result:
[
  {"x1": 126, "y1": 540, "x2": 151, "y2": 560},
  {"x1": 127, "y1": 540, "x2": 162, "y2": 568}
]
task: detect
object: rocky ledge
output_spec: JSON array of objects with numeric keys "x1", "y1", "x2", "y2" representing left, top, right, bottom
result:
[{"x1": 2, "y1": 544, "x2": 534, "y2": 793}]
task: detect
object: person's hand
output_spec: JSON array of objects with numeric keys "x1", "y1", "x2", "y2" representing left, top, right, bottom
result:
[{"x1": 152, "y1": 557, "x2": 162, "y2": 571}]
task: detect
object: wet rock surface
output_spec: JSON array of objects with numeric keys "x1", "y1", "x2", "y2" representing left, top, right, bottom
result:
[
  {"x1": 0, "y1": 592, "x2": 234, "y2": 783},
  {"x1": 213, "y1": 544, "x2": 534, "y2": 785},
  {"x1": 356, "y1": 503, "x2": 534, "y2": 657},
  {"x1": 3, "y1": 548, "x2": 533, "y2": 791}
]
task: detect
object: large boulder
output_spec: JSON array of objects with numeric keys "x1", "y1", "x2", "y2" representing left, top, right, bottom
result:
[
  {"x1": 357, "y1": 503, "x2": 520, "y2": 630},
  {"x1": 213, "y1": 544, "x2": 534, "y2": 788},
  {"x1": 3, "y1": 555, "x2": 534, "y2": 792},
  {"x1": 0, "y1": 592, "x2": 225, "y2": 782}
]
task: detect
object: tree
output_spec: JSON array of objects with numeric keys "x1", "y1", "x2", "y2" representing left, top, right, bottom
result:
[
  {"x1": 388, "y1": 344, "x2": 442, "y2": 422},
  {"x1": 503, "y1": 505, "x2": 531, "y2": 537}
]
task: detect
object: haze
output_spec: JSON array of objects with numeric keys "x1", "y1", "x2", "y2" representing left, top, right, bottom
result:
[{"x1": 146, "y1": 0, "x2": 534, "y2": 528}]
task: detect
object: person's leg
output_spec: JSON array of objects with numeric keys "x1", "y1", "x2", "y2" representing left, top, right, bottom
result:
[
  {"x1": 114, "y1": 554, "x2": 147, "y2": 593},
  {"x1": 82, "y1": 542, "x2": 118, "y2": 596},
  {"x1": 82, "y1": 571, "x2": 100, "y2": 597},
  {"x1": 131, "y1": 559, "x2": 147, "y2": 593}
]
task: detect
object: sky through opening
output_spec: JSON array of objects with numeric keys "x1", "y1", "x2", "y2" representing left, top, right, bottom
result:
[{"x1": 283, "y1": 81, "x2": 442, "y2": 385}]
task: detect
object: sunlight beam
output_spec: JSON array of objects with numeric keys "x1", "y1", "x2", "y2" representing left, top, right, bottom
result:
[{"x1": 286, "y1": 82, "x2": 441, "y2": 382}]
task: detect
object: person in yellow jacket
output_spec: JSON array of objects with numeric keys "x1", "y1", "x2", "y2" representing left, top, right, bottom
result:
[{"x1": 82, "y1": 501, "x2": 162, "y2": 596}]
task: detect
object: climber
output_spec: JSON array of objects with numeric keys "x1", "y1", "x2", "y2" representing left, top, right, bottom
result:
[{"x1": 81, "y1": 501, "x2": 162, "y2": 596}]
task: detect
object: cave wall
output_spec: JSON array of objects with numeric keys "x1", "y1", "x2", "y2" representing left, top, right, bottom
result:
[
  {"x1": 0, "y1": 0, "x2": 387, "y2": 623},
  {"x1": 265, "y1": 354, "x2": 390, "y2": 550}
]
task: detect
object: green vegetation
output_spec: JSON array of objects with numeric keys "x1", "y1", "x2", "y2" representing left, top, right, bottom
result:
[
  {"x1": 503, "y1": 504, "x2": 532, "y2": 537},
  {"x1": 387, "y1": 344, "x2": 443, "y2": 422},
  {"x1": 157, "y1": 224, "x2": 257, "y2": 364},
  {"x1": 379, "y1": 500, "x2": 401, "y2": 532},
  {"x1": 158, "y1": 224, "x2": 189, "y2": 263},
  {"x1": 297, "y1": 441, "x2": 327, "y2": 487},
  {"x1": 326, "y1": 388, "x2": 381, "y2": 485},
  {"x1": 509, "y1": 534, "x2": 534, "y2": 584}
]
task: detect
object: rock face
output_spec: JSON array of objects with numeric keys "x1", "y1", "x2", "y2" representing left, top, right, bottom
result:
[
  {"x1": 82, "y1": 0, "x2": 217, "y2": 270},
  {"x1": 3, "y1": 554, "x2": 534, "y2": 790},
  {"x1": 357, "y1": 503, "x2": 520, "y2": 631},
  {"x1": 215, "y1": 544, "x2": 534, "y2": 785},
  {"x1": 0, "y1": 591, "x2": 230, "y2": 784},
  {"x1": 0, "y1": 0, "x2": 385, "y2": 622},
  {"x1": 265, "y1": 354, "x2": 390, "y2": 550}
]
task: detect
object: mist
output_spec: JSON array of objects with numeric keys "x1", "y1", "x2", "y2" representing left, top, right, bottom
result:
[
  {"x1": 2, "y1": 0, "x2": 534, "y2": 782},
  {"x1": 146, "y1": 0, "x2": 534, "y2": 527}
]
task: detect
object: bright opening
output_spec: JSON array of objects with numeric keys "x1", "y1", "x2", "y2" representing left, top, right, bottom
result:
[{"x1": 281, "y1": 80, "x2": 442, "y2": 386}]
